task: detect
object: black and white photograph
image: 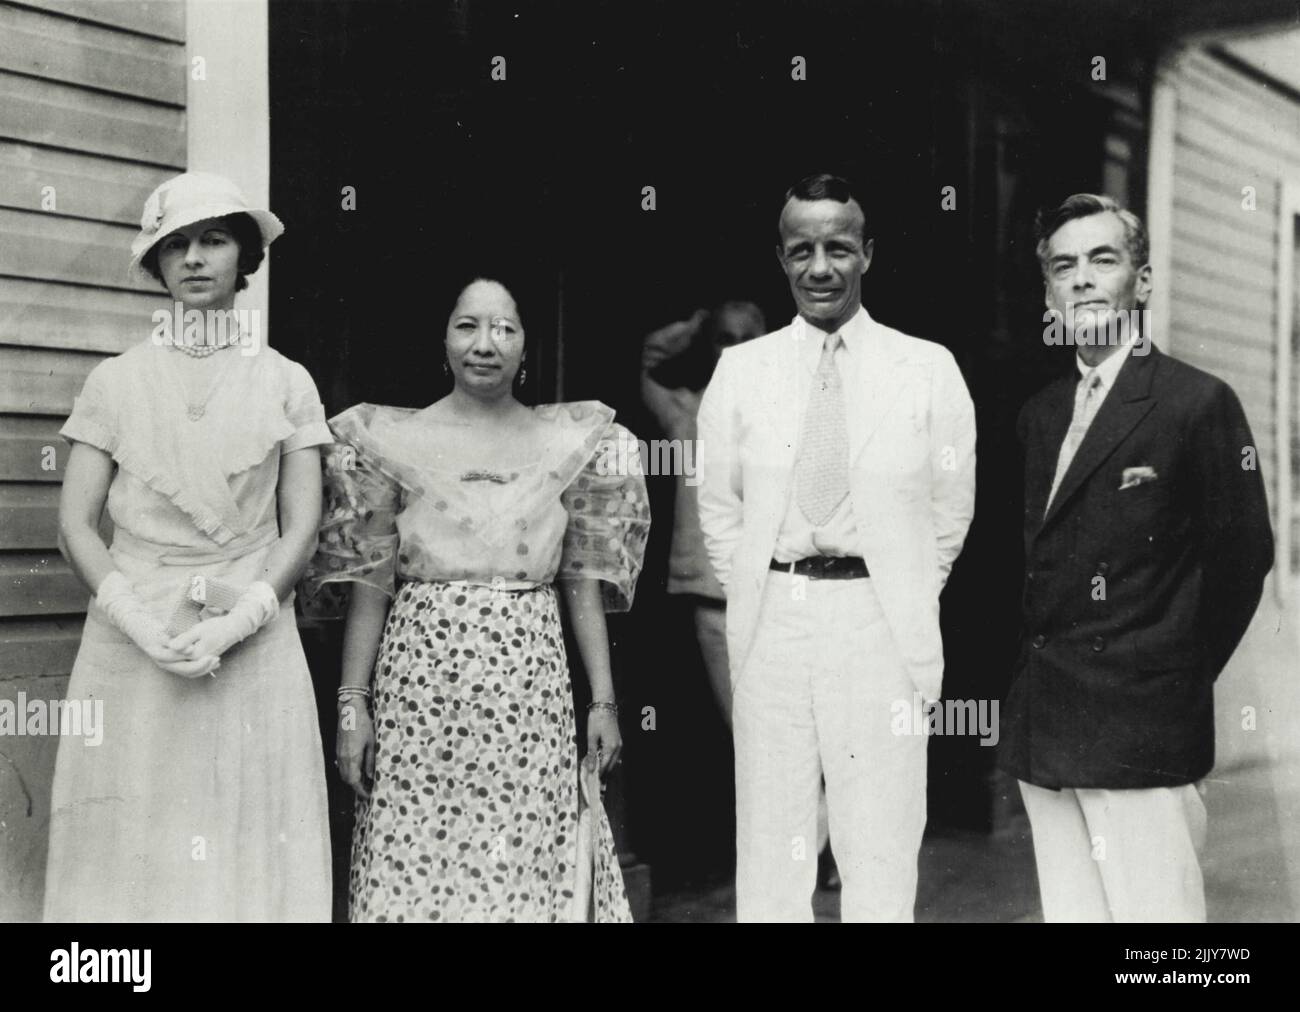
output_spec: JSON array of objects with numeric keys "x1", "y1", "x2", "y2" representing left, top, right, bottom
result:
[{"x1": 0, "y1": 0, "x2": 1297, "y2": 980}]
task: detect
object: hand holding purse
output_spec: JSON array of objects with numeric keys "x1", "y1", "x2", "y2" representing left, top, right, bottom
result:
[
  {"x1": 165, "y1": 574, "x2": 245, "y2": 637},
  {"x1": 567, "y1": 755, "x2": 603, "y2": 923},
  {"x1": 165, "y1": 578, "x2": 280, "y2": 661}
]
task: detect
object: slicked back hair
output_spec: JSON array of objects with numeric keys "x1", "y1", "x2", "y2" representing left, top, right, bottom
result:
[
  {"x1": 779, "y1": 172, "x2": 869, "y2": 244},
  {"x1": 1034, "y1": 193, "x2": 1149, "y2": 276}
]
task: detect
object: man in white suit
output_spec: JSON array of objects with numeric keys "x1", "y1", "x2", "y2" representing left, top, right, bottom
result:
[{"x1": 698, "y1": 173, "x2": 976, "y2": 921}]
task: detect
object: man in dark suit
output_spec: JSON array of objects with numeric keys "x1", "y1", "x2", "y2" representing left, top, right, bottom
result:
[{"x1": 1001, "y1": 193, "x2": 1274, "y2": 922}]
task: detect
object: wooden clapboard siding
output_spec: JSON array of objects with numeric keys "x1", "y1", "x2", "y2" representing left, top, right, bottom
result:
[
  {"x1": 0, "y1": 346, "x2": 108, "y2": 415},
  {"x1": 1172, "y1": 212, "x2": 1274, "y2": 268},
  {"x1": 0, "y1": 208, "x2": 156, "y2": 290},
  {"x1": 0, "y1": 619, "x2": 81, "y2": 678},
  {"x1": 0, "y1": 0, "x2": 191, "y2": 924},
  {"x1": 0, "y1": 484, "x2": 61, "y2": 549},
  {"x1": 0, "y1": 277, "x2": 163, "y2": 354},
  {"x1": 1169, "y1": 258, "x2": 1275, "y2": 318},
  {"x1": 1164, "y1": 45, "x2": 1300, "y2": 531},
  {"x1": 0, "y1": 141, "x2": 174, "y2": 225},
  {"x1": 0, "y1": 553, "x2": 87, "y2": 618},
  {"x1": 0, "y1": 3, "x2": 185, "y2": 105},
  {"x1": 15, "y1": 0, "x2": 186, "y2": 43},
  {"x1": 0, "y1": 416, "x2": 68, "y2": 481},
  {"x1": 1177, "y1": 289, "x2": 1273, "y2": 335},
  {"x1": 0, "y1": 69, "x2": 184, "y2": 167},
  {"x1": 0, "y1": 0, "x2": 184, "y2": 686},
  {"x1": 1172, "y1": 234, "x2": 1277, "y2": 294},
  {"x1": 1173, "y1": 142, "x2": 1281, "y2": 218},
  {"x1": 1181, "y1": 53, "x2": 1300, "y2": 162}
]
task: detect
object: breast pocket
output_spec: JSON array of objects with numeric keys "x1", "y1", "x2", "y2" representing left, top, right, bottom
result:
[
  {"x1": 1114, "y1": 477, "x2": 1171, "y2": 512},
  {"x1": 1111, "y1": 476, "x2": 1174, "y2": 551}
]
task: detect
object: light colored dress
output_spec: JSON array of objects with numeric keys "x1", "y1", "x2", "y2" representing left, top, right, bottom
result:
[
  {"x1": 44, "y1": 341, "x2": 334, "y2": 922},
  {"x1": 306, "y1": 400, "x2": 651, "y2": 922}
]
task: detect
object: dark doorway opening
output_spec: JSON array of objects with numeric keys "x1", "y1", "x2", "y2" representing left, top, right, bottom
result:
[{"x1": 269, "y1": 0, "x2": 1144, "y2": 910}]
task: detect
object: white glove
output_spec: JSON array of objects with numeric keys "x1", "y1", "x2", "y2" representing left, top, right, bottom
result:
[
  {"x1": 167, "y1": 581, "x2": 279, "y2": 662},
  {"x1": 97, "y1": 571, "x2": 219, "y2": 678}
]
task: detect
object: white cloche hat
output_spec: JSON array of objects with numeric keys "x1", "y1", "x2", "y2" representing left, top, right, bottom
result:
[{"x1": 129, "y1": 171, "x2": 284, "y2": 281}]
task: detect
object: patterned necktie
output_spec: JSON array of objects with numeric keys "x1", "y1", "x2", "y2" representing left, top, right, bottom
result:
[
  {"x1": 1046, "y1": 368, "x2": 1103, "y2": 510},
  {"x1": 795, "y1": 332, "x2": 850, "y2": 526}
]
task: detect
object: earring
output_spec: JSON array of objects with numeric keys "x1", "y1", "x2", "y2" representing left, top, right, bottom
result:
[
  {"x1": 442, "y1": 358, "x2": 450, "y2": 376},
  {"x1": 516, "y1": 365, "x2": 527, "y2": 386}
]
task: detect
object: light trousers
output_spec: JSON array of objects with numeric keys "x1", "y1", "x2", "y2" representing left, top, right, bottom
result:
[
  {"x1": 1018, "y1": 779, "x2": 1208, "y2": 922},
  {"x1": 733, "y1": 572, "x2": 927, "y2": 922}
]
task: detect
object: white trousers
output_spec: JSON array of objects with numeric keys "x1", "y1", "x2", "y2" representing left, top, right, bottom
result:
[
  {"x1": 1018, "y1": 779, "x2": 1208, "y2": 922},
  {"x1": 733, "y1": 572, "x2": 927, "y2": 922}
]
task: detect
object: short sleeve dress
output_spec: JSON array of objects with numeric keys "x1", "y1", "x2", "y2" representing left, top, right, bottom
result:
[
  {"x1": 306, "y1": 400, "x2": 651, "y2": 922},
  {"x1": 43, "y1": 341, "x2": 334, "y2": 923}
]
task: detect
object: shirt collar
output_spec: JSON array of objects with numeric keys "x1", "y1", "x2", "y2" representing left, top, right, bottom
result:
[
  {"x1": 1076, "y1": 335, "x2": 1134, "y2": 393},
  {"x1": 796, "y1": 305, "x2": 870, "y2": 368}
]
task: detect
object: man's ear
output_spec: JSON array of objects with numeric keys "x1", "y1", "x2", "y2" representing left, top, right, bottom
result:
[
  {"x1": 774, "y1": 244, "x2": 786, "y2": 271},
  {"x1": 1135, "y1": 263, "x2": 1153, "y2": 305},
  {"x1": 861, "y1": 238, "x2": 874, "y2": 274}
]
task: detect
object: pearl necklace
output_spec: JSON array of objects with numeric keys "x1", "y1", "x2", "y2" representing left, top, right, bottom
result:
[
  {"x1": 171, "y1": 334, "x2": 237, "y2": 358},
  {"x1": 163, "y1": 341, "x2": 241, "y2": 420}
]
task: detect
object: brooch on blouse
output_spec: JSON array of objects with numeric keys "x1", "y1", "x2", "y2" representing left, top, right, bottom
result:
[{"x1": 459, "y1": 470, "x2": 515, "y2": 484}]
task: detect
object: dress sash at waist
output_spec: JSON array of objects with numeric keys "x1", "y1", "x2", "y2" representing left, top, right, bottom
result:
[
  {"x1": 403, "y1": 574, "x2": 551, "y2": 590},
  {"x1": 112, "y1": 521, "x2": 280, "y2": 566}
]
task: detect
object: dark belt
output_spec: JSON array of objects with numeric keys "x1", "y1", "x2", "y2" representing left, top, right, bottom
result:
[{"x1": 769, "y1": 555, "x2": 869, "y2": 580}]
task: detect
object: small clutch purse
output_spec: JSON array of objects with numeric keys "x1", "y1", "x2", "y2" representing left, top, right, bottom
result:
[
  {"x1": 165, "y1": 575, "x2": 244, "y2": 637},
  {"x1": 567, "y1": 760, "x2": 603, "y2": 923}
]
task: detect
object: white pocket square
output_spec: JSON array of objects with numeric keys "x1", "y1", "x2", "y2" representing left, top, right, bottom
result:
[{"x1": 1119, "y1": 466, "x2": 1158, "y2": 490}]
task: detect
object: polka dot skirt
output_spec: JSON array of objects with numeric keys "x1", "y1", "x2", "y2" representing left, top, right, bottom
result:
[{"x1": 348, "y1": 579, "x2": 632, "y2": 922}]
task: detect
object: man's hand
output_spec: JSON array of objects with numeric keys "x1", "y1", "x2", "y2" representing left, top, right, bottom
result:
[{"x1": 642, "y1": 310, "x2": 708, "y2": 371}]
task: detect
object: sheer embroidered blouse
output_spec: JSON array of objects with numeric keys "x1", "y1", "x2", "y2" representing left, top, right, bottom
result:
[{"x1": 306, "y1": 400, "x2": 651, "y2": 612}]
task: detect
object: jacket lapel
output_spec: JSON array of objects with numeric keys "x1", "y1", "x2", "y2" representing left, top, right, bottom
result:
[
  {"x1": 1038, "y1": 347, "x2": 1160, "y2": 532},
  {"x1": 752, "y1": 324, "x2": 810, "y2": 550},
  {"x1": 1025, "y1": 376, "x2": 1075, "y2": 529},
  {"x1": 847, "y1": 317, "x2": 905, "y2": 468},
  {"x1": 781, "y1": 320, "x2": 815, "y2": 457}
]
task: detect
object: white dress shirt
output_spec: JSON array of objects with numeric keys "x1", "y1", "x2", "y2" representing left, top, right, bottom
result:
[
  {"x1": 772, "y1": 308, "x2": 872, "y2": 563},
  {"x1": 1045, "y1": 336, "x2": 1137, "y2": 510},
  {"x1": 1075, "y1": 335, "x2": 1134, "y2": 405}
]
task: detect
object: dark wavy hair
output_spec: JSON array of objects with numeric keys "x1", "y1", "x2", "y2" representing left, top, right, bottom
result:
[
  {"x1": 779, "y1": 172, "x2": 870, "y2": 242},
  {"x1": 139, "y1": 211, "x2": 266, "y2": 293}
]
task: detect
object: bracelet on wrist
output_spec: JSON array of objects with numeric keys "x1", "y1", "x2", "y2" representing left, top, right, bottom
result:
[
  {"x1": 336, "y1": 686, "x2": 372, "y2": 705},
  {"x1": 587, "y1": 700, "x2": 618, "y2": 716}
]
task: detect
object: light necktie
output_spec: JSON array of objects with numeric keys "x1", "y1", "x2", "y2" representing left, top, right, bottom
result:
[
  {"x1": 1046, "y1": 369, "x2": 1103, "y2": 510},
  {"x1": 795, "y1": 332, "x2": 850, "y2": 526}
]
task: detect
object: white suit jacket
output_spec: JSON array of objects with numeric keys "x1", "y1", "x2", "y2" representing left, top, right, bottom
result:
[{"x1": 697, "y1": 307, "x2": 976, "y2": 700}]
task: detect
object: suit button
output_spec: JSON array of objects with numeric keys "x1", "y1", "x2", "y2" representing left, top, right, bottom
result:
[
  {"x1": 1027, "y1": 571, "x2": 1036, "y2": 583},
  {"x1": 1032, "y1": 634, "x2": 1046, "y2": 649},
  {"x1": 1097, "y1": 562, "x2": 1109, "y2": 575},
  {"x1": 1092, "y1": 636, "x2": 1105, "y2": 652}
]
